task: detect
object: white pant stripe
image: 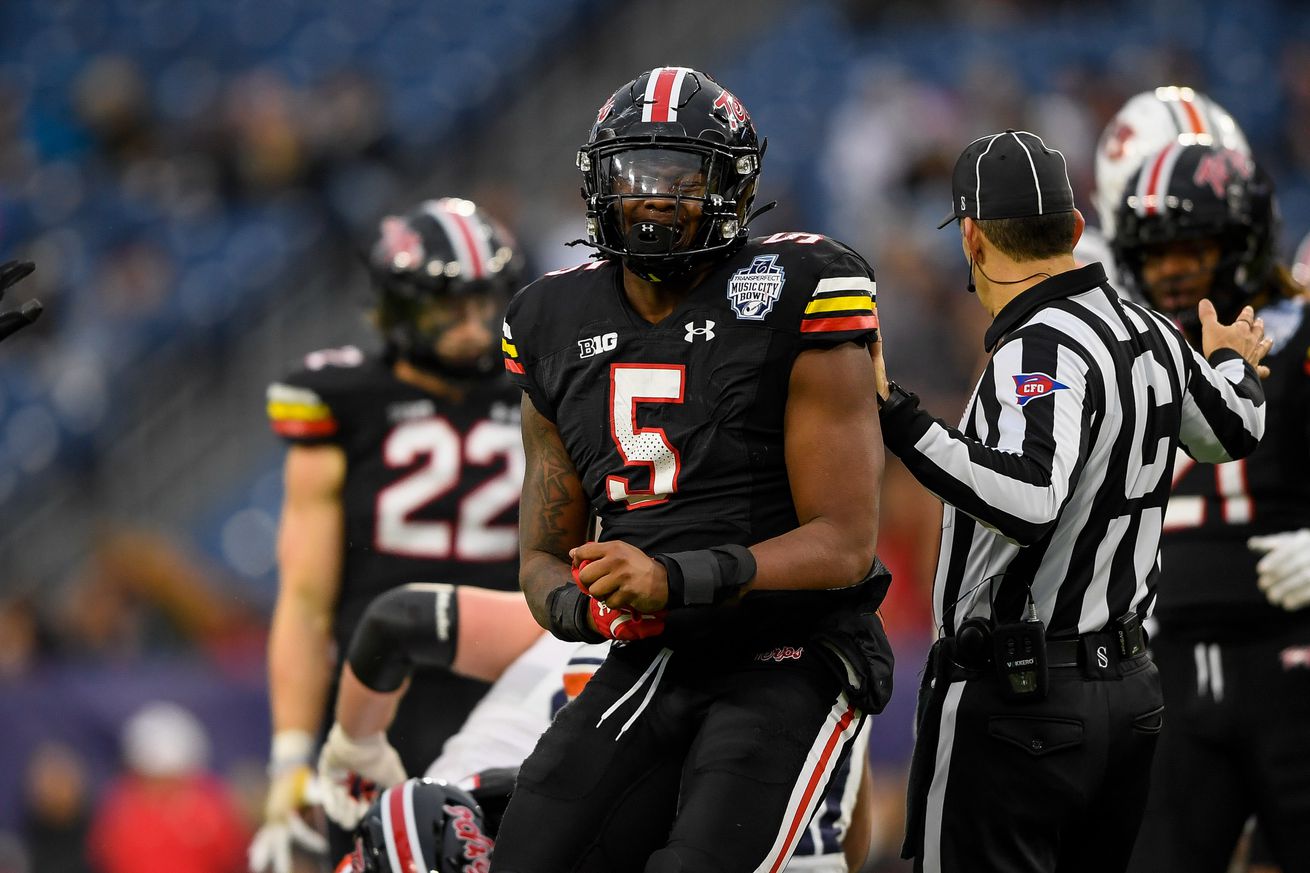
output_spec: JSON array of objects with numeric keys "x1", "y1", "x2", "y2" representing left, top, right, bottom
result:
[
  {"x1": 751, "y1": 693, "x2": 861, "y2": 873},
  {"x1": 922, "y1": 682, "x2": 967, "y2": 873}
]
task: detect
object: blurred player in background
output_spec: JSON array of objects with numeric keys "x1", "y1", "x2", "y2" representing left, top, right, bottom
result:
[
  {"x1": 492, "y1": 66, "x2": 893, "y2": 872},
  {"x1": 1077, "y1": 86, "x2": 1249, "y2": 283},
  {"x1": 315, "y1": 582, "x2": 876, "y2": 871},
  {"x1": 1112, "y1": 144, "x2": 1310, "y2": 873},
  {"x1": 250, "y1": 199, "x2": 529, "y2": 873}
]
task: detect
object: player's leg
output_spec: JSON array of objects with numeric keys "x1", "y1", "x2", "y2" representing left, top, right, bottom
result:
[
  {"x1": 489, "y1": 641, "x2": 691, "y2": 873},
  {"x1": 1247, "y1": 628, "x2": 1310, "y2": 873},
  {"x1": 1126, "y1": 636, "x2": 1251, "y2": 873},
  {"x1": 646, "y1": 648, "x2": 862, "y2": 873}
]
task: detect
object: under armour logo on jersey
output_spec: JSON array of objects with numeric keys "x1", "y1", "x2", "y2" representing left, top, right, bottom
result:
[
  {"x1": 684, "y1": 321, "x2": 715, "y2": 342},
  {"x1": 1013, "y1": 373, "x2": 1070, "y2": 406}
]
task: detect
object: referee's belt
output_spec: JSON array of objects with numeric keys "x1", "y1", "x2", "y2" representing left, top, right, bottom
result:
[
  {"x1": 945, "y1": 617, "x2": 1148, "y2": 672},
  {"x1": 1046, "y1": 620, "x2": 1148, "y2": 669}
]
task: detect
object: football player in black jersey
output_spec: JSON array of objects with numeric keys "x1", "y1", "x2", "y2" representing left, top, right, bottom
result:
[
  {"x1": 250, "y1": 198, "x2": 544, "y2": 873},
  {"x1": 1113, "y1": 146, "x2": 1310, "y2": 873},
  {"x1": 489, "y1": 67, "x2": 893, "y2": 873}
]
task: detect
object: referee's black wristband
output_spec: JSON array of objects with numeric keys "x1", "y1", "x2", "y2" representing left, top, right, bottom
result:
[
  {"x1": 654, "y1": 545, "x2": 757, "y2": 608},
  {"x1": 546, "y1": 584, "x2": 605, "y2": 643}
]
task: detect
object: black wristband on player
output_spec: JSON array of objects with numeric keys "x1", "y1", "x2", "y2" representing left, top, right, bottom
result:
[
  {"x1": 346, "y1": 584, "x2": 459, "y2": 692},
  {"x1": 547, "y1": 584, "x2": 606, "y2": 643},
  {"x1": 654, "y1": 544, "x2": 757, "y2": 608}
]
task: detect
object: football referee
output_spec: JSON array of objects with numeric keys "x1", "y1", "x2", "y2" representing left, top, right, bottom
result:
[{"x1": 876, "y1": 130, "x2": 1271, "y2": 873}]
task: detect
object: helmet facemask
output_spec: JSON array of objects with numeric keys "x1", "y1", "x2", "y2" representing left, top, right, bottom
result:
[{"x1": 576, "y1": 68, "x2": 763, "y2": 282}]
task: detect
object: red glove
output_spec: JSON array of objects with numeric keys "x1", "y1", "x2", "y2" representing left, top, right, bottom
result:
[
  {"x1": 572, "y1": 560, "x2": 592, "y2": 594},
  {"x1": 589, "y1": 598, "x2": 667, "y2": 641}
]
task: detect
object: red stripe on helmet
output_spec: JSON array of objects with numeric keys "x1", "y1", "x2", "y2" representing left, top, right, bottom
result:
[
  {"x1": 1179, "y1": 96, "x2": 1206, "y2": 135},
  {"x1": 445, "y1": 210, "x2": 486, "y2": 279},
  {"x1": 1143, "y1": 144, "x2": 1174, "y2": 216},
  {"x1": 388, "y1": 786, "x2": 417, "y2": 873},
  {"x1": 649, "y1": 68, "x2": 679, "y2": 123}
]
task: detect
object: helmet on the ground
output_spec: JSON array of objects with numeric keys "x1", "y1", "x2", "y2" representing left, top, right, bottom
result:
[
  {"x1": 1111, "y1": 143, "x2": 1276, "y2": 323},
  {"x1": 1094, "y1": 86, "x2": 1249, "y2": 239},
  {"x1": 347, "y1": 779, "x2": 493, "y2": 873},
  {"x1": 577, "y1": 66, "x2": 763, "y2": 281},
  {"x1": 368, "y1": 197, "x2": 521, "y2": 380}
]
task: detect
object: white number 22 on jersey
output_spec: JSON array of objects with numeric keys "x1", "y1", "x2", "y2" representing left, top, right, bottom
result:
[
  {"x1": 376, "y1": 418, "x2": 524, "y2": 560},
  {"x1": 607, "y1": 364, "x2": 685, "y2": 509}
]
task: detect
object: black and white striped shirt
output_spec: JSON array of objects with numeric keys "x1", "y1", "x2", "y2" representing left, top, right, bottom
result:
[{"x1": 881, "y1": 264, "x2": 1265, "y2": 638}]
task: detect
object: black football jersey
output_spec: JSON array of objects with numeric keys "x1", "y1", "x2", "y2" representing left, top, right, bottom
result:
[
  {"x1": 267, "y1": 347, "x2": 524, "y2": 769},
  {"x1": 1154, "y1": 295, "x2": 1310, "y2": 631},
  {"x1": 503, "y1": 235, "x2": 879, "y2": 641}
]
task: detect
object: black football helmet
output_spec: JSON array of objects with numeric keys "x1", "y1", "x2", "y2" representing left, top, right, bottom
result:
[
  {"x1": 1112, "y1": 144, "x2": 1277, "y2": 328},
  {"x1": 368, "y1": 197, "x2": 522, "y2": 381},
  {"x1": 577, "y1": 66, "x2": 764, "y2": 282},
  {"x1": 347, "y1": 779, "x2": 493, "y2": 873}
]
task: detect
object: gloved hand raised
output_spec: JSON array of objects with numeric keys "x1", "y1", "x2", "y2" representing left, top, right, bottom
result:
[
  {"x1": 316, "y1": 723, "x2": 407, "y2": 830},
  {"x1": 248, "y1": 730, "x2": 327, "y2": 873},
  {"x1": 1248, "y1": 529, "x2": 1310, "y2": 611}
]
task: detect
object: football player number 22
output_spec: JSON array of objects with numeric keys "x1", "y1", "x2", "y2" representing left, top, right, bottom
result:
[
  {"x1": 607, "y1": 364, "x2": 685, "y2": 509},
  {"x1": 376, "y1": 419, "x2": 524, "y2": 560}
]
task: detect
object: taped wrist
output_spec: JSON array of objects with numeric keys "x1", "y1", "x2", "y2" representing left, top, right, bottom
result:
[
  {"x1": 655, "y1": 544, "x2": 757, "y2": 608},
  {"x1": 546, "y1": 584, "x2": 605, "y2": 643},
  {"x1": 346, "y1": 583, "x2": 459, "y2": 692}
]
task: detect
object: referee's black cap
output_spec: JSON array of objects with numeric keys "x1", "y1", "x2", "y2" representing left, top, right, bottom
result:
[{"x1": 938, "y1": 130, "x2": 1075, "y2": 228}]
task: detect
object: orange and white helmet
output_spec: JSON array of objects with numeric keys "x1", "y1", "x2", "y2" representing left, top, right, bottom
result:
[{"x1": 1094, "y1": 86, "x2": 1249, "y2": 238}]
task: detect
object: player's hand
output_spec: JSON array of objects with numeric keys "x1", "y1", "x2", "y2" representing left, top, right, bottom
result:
[
  {"x1": 1200, "y1": 300, "x2": 1272, "y2": 378},
  {"x1": 589, "y1": 597, "x2": 667, "y2": 641},
  {"x1": 0, "y1": 260, "x2": 42, "y2": 345},
  {"x1": 870, "y1": 337, "x2": 890, "y2": 403},
  {"x1": 248, "y1": 753, "x2": 327, "y2": 873},
  {"x1": 316, "y1": 723, "x2": 407, "y2": 830},
  {"x1": 571, "y1": 541, "x2": 668, "y2": 612},
  {"x1": 1248, "y1": 529, "x2": 1310, "y2": 611}
]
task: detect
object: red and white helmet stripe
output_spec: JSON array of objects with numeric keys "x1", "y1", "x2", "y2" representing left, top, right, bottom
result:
[
  {"x1": 641, "y1": 67, "x2": 692, "y2": 123},
  {"x1": 381, "y1": 781, "x2": 425, "y2": 873},
  {"x1": 1136, "y1": 142, "x2": 1185, "y2": 217},
  {"x1": 425, "y1": 198, "x2": 492, "y2": 280}
]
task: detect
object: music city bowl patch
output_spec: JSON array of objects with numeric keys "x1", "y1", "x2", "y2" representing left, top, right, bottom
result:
[
  {"x1": 1013, "y1": 373, "x2": 1069, "y2": 407},
  {"x1": 726, "y1": 255, "x2": 785, "y2": 320}
]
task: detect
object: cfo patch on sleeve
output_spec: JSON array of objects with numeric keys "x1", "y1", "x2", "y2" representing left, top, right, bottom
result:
[{"x1": 1013, "y1": 373, "x2": 1069, "y2": 406}]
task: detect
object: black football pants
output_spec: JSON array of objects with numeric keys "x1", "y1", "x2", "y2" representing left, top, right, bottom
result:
[
  {"x1": 904, "y1": 644, "x2": 1163, "y2": 873},
  {"x1": 489, "y1": 638, "x2": 866, "y2": 873},
  {"x1": 1126, "y1": 623, "x2": 1310, "y2": 873}
]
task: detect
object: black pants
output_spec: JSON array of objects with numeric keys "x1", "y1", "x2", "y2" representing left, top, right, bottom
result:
[
  {"x1": 904, "y1": 642, "x2": 1163, "y2": 873},
  {"x1": 490, "y1": 638, "x2": 868, "y2": 873},
  {"x1": 1127, "y1": 624, "x2": 1310, "y2": 873}
]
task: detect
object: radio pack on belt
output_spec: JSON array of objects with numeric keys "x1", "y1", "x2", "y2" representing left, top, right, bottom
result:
[{"x1": 952, "y1": 583, "x2": 1049, "y2": 702}]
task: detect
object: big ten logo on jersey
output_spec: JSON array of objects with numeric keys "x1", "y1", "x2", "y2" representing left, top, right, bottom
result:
[
  {"x1": 579, "y1": 331, "x2": 618, "y2": 359},
  {"x1": 387, "y1": 399, "x2": 437, "y2": 424},
  {"x1": 304, "y1": 345, "x2": 364, "y2": 371}
]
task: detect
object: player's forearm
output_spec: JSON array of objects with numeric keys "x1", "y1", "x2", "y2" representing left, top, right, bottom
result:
[
  {"x1": 518, "y1": 394, "x2": 590, "y2": 625},
  {"x1": 519, "y1": 550, "x2": 575, "y2": 628},
  {"x1": 335, "y1": 662, "x2": 404, "y2": 739},
  {"x1": 748, "y1": 515, "x2": 878, "y2": 591},
  {"x1": 268, "y1": 595, "x2": 335, "y2": 733}
]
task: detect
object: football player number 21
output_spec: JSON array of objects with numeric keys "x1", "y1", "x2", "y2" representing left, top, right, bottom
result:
[
  {"x1": 607, "y1": 364, "x2": 685, "y2": 509},
  {"x1": 376, "y1": 418, "x2": 524, "y2": 560}
]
